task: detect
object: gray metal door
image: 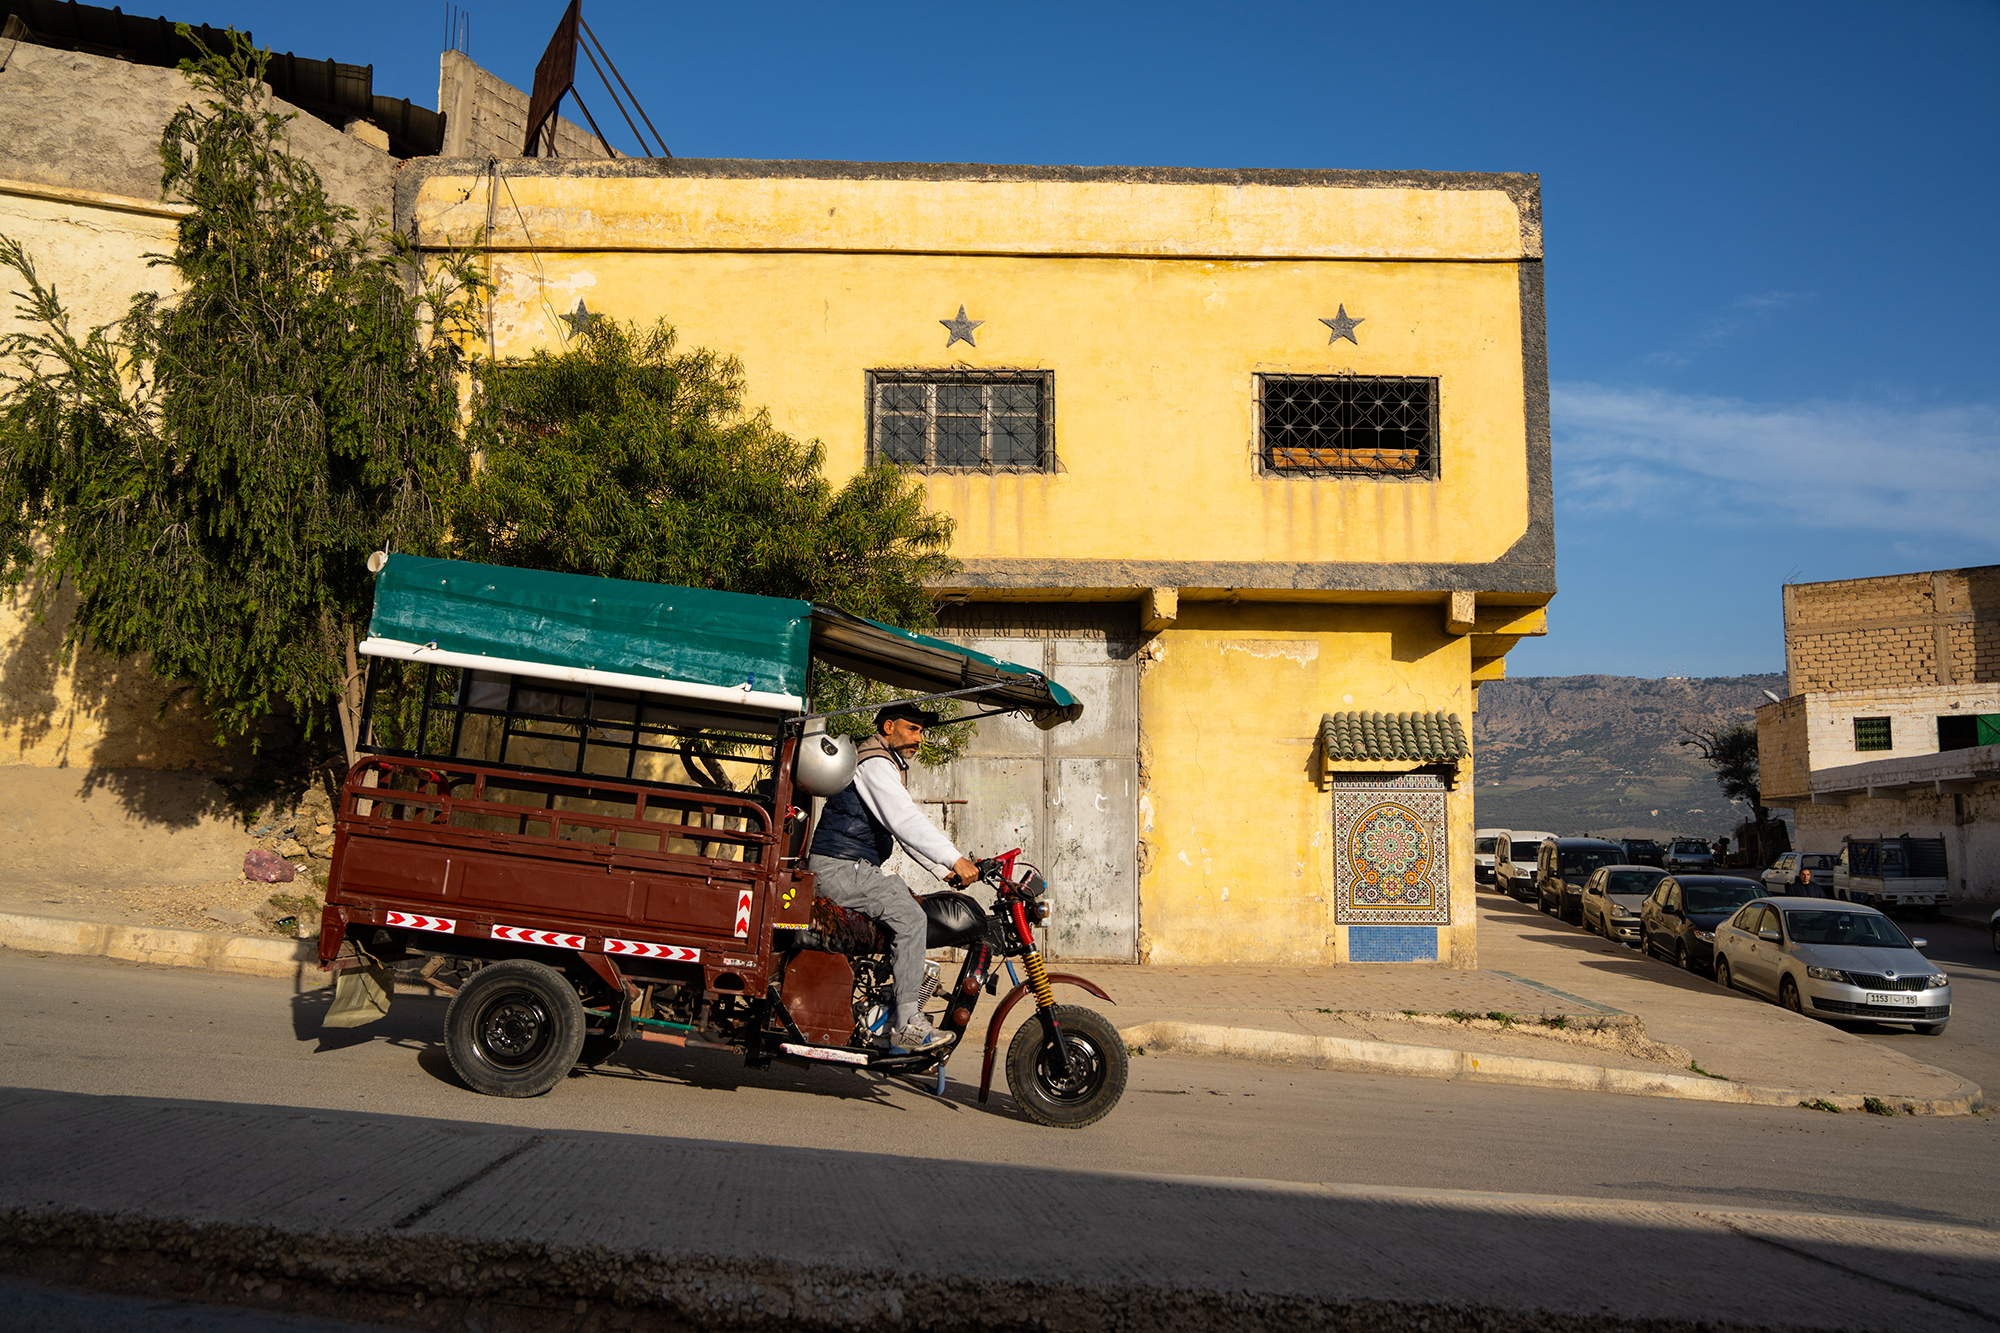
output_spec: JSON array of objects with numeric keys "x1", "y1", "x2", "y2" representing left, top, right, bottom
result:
[{"x1": 893, "y1": 635, "x2": 1139, "y2": 962}]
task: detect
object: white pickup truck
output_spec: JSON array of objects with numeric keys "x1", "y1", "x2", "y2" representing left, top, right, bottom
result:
[{"x1": 1830, "y1": 837, "x2": 1950, "y2": 915}]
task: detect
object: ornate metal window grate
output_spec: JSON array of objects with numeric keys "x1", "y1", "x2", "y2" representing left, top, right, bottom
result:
[
  {"x1": 867, "y1": 370, "x2": 1054, "y2": 473},
  {"x1": 1854, "y1": 716, "x2": 1892, "y2": 751},
  {"x1": 1258, "y1": 374, "x2": 1439, "y2": 478}
]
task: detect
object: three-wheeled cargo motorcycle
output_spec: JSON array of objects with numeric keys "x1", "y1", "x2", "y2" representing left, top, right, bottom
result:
[{"x1": 315, "y1": 555, "x2": 1128, "y2": 1128}]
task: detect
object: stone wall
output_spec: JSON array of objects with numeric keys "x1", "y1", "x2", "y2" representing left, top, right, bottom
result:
[
  {"x1": 1784, "y1": 565, "x2": 2000, "y2": 696},
  {"x1": 0, "y1": 41, "x2": 395, "y2": 218},
  {"x1": 436, "y1": 51, "x2": 613, "y2": 164}
]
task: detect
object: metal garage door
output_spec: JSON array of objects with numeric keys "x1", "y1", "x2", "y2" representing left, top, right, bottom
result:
[{"x1": 890, "y1": 634, "x2": 1140, "y2": 962}]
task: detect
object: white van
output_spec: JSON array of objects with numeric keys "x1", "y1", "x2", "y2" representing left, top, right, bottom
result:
[
  {"x1": 1494, "y1": 830, "x2": 1556, "y2": 901},
  {"x1": 1475, "y1": 828, "x2": 1507, "y2": 885}
]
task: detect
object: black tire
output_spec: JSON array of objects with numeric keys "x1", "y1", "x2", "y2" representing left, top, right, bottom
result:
[
  {"x1": 575, "y1": 1034, "x2": 622, "y2": 1068},
  {"x1": 1715, "y1": 956, "x2": 1735, "y2": 992},
  {"x1": 1991, "y1": 925, "x2": 1999, "y2": 956},
  {"x1": 1676, "y1": 940, "x2": 1692, "y2": 972},
  {"x1": 1005, "y1": 1005, "x2": 1128, "y2": 1129},
  {"x1": 1914, "y1": 1020, "x2": 1949, "y2": 1036},
  {"x1": 444, "y1": 959, "x2": 587, "y2": 1097},
  {"x1": 1779, "y1": 976, "x2": 1804, "y2": 1015}
]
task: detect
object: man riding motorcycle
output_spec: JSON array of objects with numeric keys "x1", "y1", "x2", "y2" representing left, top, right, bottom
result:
[{"x1": 806, "y1": 702, "x2": 978, "y2": 1052}]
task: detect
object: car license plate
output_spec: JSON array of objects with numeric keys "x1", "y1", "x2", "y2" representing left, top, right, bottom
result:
[{"x1": 1865, "y1": 993, "x2": 1918, "y2": 1006}]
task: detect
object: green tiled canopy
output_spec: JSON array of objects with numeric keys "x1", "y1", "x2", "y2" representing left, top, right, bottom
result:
[{"x1": 1320, "y1": 710, "x2": 1469, "y2": 763}]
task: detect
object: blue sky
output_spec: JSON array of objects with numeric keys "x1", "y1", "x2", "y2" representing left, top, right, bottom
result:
[{"x1": 191, "y1": 0, "x2": 1999, "y2": 679}]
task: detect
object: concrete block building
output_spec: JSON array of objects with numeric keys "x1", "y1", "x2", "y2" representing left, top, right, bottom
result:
[{"x1": 1759, "y1": 566, "x2": 2000, "y2": 901}]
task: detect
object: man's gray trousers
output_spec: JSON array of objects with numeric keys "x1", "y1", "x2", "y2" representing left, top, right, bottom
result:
[{"x1": 808, "y1": 855, "x2": 928, "y2": 1024}]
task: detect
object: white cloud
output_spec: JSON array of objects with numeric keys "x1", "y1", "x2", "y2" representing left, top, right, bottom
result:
[{"x1": 1552, "y1": 383, "x2": 2000, "y2": 545}]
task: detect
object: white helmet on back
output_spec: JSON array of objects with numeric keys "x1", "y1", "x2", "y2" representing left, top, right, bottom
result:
[{"x1": 793, "y1": 719, "x2": 856, "y2": 796}]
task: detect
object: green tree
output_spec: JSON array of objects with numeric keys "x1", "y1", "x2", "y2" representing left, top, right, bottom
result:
[
  {"x1": 0, "y1": 33, "x2": 479, "y2": 767},
  {"x1": 454, "y1": 317, "x2": 969, "y2": 760},
  {"x1": 1680, "y1": 722, "x2": 1772, "y2": 855}
]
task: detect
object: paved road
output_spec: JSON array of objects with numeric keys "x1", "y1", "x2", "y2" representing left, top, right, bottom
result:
[{"x1": 4, "y1": 949, "x2": 1998, "y2": 1230}]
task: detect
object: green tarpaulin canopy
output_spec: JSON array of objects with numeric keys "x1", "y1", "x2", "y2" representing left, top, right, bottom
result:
[{"x1": 360, "y1": 556, "x2": 1080, "y2": 726}]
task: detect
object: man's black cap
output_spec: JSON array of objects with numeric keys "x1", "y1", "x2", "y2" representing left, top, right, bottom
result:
[{"x1": 877, "y1": 702, "x2": 943, "y2": 729}]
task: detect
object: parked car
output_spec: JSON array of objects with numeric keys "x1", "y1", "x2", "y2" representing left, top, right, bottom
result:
[
  {"x1": 1475, "y1": 828, "x2": 1507, "y2": 885},
  {"x1": 1713, "y1": 899, "x2": 1950, "y2": 1035},
  {"x1": 1617, "y1": 838, "x2": 1665, "y2": 869},
  {"x1": 1663, "y1": 838, "x2": 1718, "y2": 874},
  {"x1": 1537, "y1": 838, "x2": 1626, "y2": 923},
  {"x1": 1763, "y1": 851, "x2": 1839, "y2": 895},
  {"x1": 1640, "y1": 875, "x2": 1763, "y2": 974},
  {"x1": 1494, "y1": 830, "x2": 1557, "y2": 901},
  {"x1": 1580, "y1": 866, "x2": 1668, "y2": 944},
  {"x1": 1992, "y1": 905, "x2": 1999, "y2": 955}
]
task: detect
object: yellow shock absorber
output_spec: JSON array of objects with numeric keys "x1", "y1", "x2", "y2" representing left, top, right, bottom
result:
[{"x1": 1023, "y1": 950, "x2": 1057, "y2": 1009}]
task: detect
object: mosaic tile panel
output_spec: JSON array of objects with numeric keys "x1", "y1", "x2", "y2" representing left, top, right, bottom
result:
[
  {"x1": 1333, "y1": 772, "x2": 1449, "y2": 925},
  {"x1": 1348, "y1": 925, "x2": 1439, "y2": 961}
]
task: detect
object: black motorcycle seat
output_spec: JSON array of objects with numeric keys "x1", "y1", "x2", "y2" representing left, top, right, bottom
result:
[{"x1": 921, "y1": 892, "x2": 988, "y2": 948}]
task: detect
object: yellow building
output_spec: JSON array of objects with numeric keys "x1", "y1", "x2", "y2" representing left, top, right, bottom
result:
[{"x1": 401, "y1": 156, "x2": 1553, "y2": 968}]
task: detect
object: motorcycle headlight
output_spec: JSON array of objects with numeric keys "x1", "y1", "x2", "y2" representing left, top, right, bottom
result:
[
  {"x1": 1806, "y1": 966, "x2": 1853, "y2": 983},
  {"x1": 1693, "y1": 929, "x2": 1715, "y2": 943},
  {"x1": 1032, "y1": 900, "x2": 1052, "y2": 924}
]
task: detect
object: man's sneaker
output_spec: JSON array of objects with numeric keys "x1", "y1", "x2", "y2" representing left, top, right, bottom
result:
[{"x1": 890, "y1": 1014, "x2": 955, "y2": 1052}]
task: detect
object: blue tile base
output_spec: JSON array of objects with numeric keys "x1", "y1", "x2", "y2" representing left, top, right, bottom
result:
[{"x1": 1348, "y1": 925, "x2": 1438, "y2": 962}]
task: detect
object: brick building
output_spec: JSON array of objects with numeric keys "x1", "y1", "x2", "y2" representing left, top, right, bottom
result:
[{"x1": 1759, "y1": 565, "x2": 2000, "y2": 901}]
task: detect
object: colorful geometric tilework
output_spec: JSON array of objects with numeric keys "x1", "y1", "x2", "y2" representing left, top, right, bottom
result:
[{"x1": 1333, "y1": 772, "x2": 1449, "y2": 925}]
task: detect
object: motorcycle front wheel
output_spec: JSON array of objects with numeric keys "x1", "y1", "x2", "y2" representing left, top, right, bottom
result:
[{"x1": 1005, "y1": 1004, "x2": 1128, "y2": 1128}]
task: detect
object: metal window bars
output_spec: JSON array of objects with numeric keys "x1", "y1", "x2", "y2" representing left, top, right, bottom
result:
[
  {"x1": 1259, "y1": 374, "x2": 1439, "y2": 478},
  {"x1": 868, "y1": 370, "x2": 1054, "y2": 473}
]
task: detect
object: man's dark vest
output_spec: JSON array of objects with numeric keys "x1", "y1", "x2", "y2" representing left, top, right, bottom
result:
[{"x1": 809, "y1": 742, "x2": 905, "y2": 865}]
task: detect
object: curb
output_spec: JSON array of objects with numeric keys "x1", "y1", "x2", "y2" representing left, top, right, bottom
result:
[
  {"x1": 0, "y1": 911, "x2": 314, "y2": 980},
  {"x1": 1118, "y1": 1020, "x2": 1987, "y2": 1117}
]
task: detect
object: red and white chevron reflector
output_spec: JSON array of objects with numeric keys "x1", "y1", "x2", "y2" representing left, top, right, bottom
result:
[
  {"x1": 491, "y1": 925, "x2": 585, "y2": 949},
  {"x1": 604, "y1": 938, "x2": 700, "y2": 962},
  {"x1": 733, "y1": 888, "x2": 753, "y2": 938},
  {"x1": 384, "y1": 911, "x2": 455, "y2": 934}
]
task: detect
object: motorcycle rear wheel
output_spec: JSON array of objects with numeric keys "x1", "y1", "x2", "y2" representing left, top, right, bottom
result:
[{"x1": 1005, "y1": 1004, "x2": 1128, "y2": 1129}]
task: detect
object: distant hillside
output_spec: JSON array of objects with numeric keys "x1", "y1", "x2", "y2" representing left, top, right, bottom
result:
[{"x1": 1472, "y1": 673, "x2": 1787, "y2": 840}]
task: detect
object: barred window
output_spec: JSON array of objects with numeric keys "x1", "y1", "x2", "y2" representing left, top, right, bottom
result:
[
  {"x1": 1258, "y1": 374, "x2": 1438, "y2": 477},
  {"x1": 1854, "y1": 716, "x2": 1892, "y2": 751},
  {"x1": 868, "y1": 370, "x2": 1052, "y2": 472}
]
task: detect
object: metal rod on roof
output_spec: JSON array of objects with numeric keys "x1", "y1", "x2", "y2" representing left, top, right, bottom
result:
[
  {"x1": 579, "y1": 15, "x2": 669, "y2": 157},
  {"x1": 566, "y1": 88, "x2": 620, "y2": 160},
  {"x1": 574, "y1": 27, "x2": 649, "y2": 158}
]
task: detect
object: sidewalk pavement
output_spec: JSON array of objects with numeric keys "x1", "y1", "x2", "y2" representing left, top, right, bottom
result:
[
  {"x1": 0, "y1": 889, "x2": 1984, "y2": 1115},
  {"x1": 3, "y1": 1085, "x2": 1997, "y2": 1332}
]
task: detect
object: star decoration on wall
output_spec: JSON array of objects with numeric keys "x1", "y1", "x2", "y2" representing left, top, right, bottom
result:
[
  {"x1": 1319, "y1": 305, "x2": 1365, "y2": 345},
  {"x1": 940, "y1": 305, "x2": 984, "y2": 348},
  {"x1": 561, "y1": 298, "x2": 598, "y2": 338}
]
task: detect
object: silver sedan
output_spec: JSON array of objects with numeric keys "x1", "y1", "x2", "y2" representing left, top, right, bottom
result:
[{"x1": 1713, "y1": 898, "x2": 1950, "y2": 1035}]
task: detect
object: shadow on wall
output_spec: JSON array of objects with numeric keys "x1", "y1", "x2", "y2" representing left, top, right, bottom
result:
[{"x1": 1, "y1": 574, "x2": 251, "y2": 829}]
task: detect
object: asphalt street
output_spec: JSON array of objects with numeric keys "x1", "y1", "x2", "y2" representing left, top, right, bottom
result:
[{"x1": 3, "y1": 948, "x2": 1998, "y2": 1231}]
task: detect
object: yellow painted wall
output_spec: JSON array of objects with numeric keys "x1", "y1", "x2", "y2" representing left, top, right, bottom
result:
[
  {"x1": 427, "y1": 170, "x2": 1536, "y2": 570},
  {"x1": 0, "y1": 182, "x2": 232, "y2": 770},
  {"x1": 1137, "y1": 603, "x2": 1476, "y2": 965}
]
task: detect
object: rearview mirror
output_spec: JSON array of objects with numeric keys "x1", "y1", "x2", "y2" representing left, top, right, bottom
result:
[
  {"x1": 1758, "y1": 929, "x2": 1781, "y2": 943},
  {"x1": 1911, "y1": 938, "x2": 1928, "y2": 949}
]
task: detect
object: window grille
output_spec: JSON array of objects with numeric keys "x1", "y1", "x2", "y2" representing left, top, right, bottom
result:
[
  {"x1": 867, "y1": 370, "x2": 1053, "y2": 473},
  {"x1": 1258, "y1": 374, "x2": 1438, "y2": 478},
  {"x1": 1853, "y1": 716, "x2": 1892, "y2": 751}
]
